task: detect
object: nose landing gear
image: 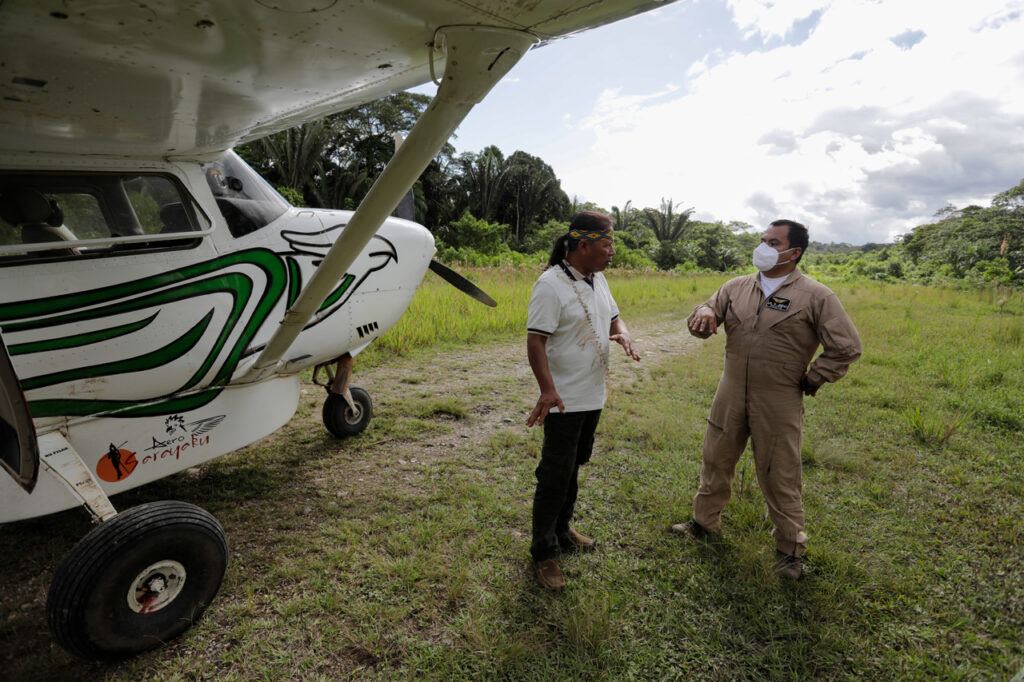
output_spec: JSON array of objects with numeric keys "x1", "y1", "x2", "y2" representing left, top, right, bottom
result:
[{"x1": 313, "y1": 354, "x2": 373, "y2": 438}]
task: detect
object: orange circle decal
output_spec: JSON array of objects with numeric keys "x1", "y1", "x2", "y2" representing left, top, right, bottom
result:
[{"x1": 96, "y1": 445, "x2": 138, "y2": 482}]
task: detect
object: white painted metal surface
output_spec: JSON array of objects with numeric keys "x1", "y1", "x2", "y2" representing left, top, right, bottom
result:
[{"x1": 0, "y1": 0, "x2": 673, "y2": 158}]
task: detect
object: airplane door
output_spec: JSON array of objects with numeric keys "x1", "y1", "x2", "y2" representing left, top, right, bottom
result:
[{"x1": 0, "y1": 333, "x2": 38, "y2": 493}]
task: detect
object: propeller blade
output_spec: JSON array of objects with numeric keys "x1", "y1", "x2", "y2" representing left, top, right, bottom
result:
[{"x1": 428, "y1": 260, "x2": 497, "y2": 307}]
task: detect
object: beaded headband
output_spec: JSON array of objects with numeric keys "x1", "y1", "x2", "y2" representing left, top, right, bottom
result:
[{"x1": 568, "y1": 225, "x2": 613, "y2": 241}]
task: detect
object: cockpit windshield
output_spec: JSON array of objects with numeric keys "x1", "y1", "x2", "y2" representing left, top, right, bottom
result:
[{"x1": 201, "y1": 151, "x2": 289, "y2": 238}]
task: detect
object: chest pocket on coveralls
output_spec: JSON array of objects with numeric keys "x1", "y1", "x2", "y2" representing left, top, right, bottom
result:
[
  {"x1": 767, "y1": 308, "x2": 804, "y2": 330},
  {"x1": 765, "y1": 308, "x2": 809, "y2": 387},
  {"x1": 724, "y1": 300, "x2": 743, "y2": 326}
]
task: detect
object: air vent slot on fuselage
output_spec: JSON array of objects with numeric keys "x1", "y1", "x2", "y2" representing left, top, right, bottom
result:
[{"x1": 355, "y1": 321, "x2": 380, "y2": 338}]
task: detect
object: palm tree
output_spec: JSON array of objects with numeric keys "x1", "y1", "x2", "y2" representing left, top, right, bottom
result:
[
  {"x1": 249, "y1": 119, "x2": 331, "y2": 198},
  {"x1": 501, "y1": 151, "x2": 569, "y2": 245},
  {"x1": 311, "y1": 166, "x2": 370, "y2": 210},
  {"x1": 642, "y1": 198, "x2": 695, "y2": 242},
  {"x1": 611, "y1": 201, "x2": 633, "y2": 230},
  {"x1": 456, "y1": 147, "x2": 509, "y2": 223}
]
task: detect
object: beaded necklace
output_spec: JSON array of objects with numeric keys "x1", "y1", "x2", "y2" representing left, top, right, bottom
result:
[{"x1": 552, "y1": 263, "x2": 610, "y2": 374}]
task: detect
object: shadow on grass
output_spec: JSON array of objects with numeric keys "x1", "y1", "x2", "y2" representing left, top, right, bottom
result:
[
  {"x1": 0, "y1": 428, "x2": 348, "y2": 681},
  {"x1": 676, "y1": 534, "x2": 878, "y2": 678}
]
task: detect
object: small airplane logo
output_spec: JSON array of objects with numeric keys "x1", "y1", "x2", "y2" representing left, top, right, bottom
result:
[{"x1": 96, "y1": 442, "x2": 138, "y2": 483}]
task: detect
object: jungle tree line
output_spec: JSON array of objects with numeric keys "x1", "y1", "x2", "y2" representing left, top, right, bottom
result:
[
  {"x1": 239, "y1": 93, "x2": 1023, "y2": 284},
  {"x1": 806, "y1": 180, "x2": 1024, "y2": 287},
  {"x1": 236, "y1": 92, "x2": 754, "y2": 272},
  {"x1": 237, "y1": 93, "x2": 569, "y2": 252}
]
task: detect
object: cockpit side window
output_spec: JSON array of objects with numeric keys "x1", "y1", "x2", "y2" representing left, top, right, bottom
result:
[
  {"x1": 201, "y1": 150, "x2": 289, "y2": 238},
  {"x1": 0, "y1": 172, "x2": 209, "y2": 264}
]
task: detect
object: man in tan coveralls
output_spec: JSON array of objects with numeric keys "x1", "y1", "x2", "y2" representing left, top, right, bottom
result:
[{"x1": 672, "y1": 219, "x2": 861, "y2": 579}]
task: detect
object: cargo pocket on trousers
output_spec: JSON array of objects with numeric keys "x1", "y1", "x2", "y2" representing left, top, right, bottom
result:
[{"x1": 703, "y1": 417, "x2": 737, "y2": 470}]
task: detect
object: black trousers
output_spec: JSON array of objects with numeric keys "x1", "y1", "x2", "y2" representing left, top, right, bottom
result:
[{"x1": 530, "y1": 409, "x2": 602, "y2": 563}]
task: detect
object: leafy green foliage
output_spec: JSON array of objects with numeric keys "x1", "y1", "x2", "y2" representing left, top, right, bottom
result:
[
  {"x1": 435, "y1": 212, "x2": 507, "y2": 256},
  {"x1": 805, "y1": 182, "x2": 1024, "y2": 288}
]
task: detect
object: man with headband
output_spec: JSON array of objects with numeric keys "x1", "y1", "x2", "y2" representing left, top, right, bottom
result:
[{"x1": 525, "y1": 210, "x2": 641, "y2": 591}]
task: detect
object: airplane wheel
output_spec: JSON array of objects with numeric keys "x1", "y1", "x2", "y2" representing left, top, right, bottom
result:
[
  {"x1": 322, "y1": 386, "x2": 372, "y2": 437},
  {"x1": 46, "y1": 500, "x2": 228, "y2": 660}
]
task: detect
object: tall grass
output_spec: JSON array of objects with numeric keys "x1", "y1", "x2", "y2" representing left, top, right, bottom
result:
[{"x1": 360, "y1": 267, "x2": 720, "y2": 364}]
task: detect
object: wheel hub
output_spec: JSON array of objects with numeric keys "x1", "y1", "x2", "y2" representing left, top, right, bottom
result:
[
  {"x1": 128, "y1": 560, "x2": 187, "y2": 614},
  {"x1": 344, "y1": 403, "x2": 364, "y2": 424}
]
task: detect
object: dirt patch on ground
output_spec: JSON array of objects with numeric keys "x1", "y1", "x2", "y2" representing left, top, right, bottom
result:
[{"x1": 299, "y1": 314, "x2": 704, "y2": 486}]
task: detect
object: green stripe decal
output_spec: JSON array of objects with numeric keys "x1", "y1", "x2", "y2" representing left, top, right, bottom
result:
[
  {"x1": 7, "y1": 312, "x2": 159, "y2": 356},
  {"x1": 29, "y1": 387, "x2": 222, "y2": 419},
  {"x1": 20, "y1": 310, "x2": 214, "y2": 391},
  {"x1": 286, "y1": 257, "x2": 302, "y2": 309},
  {"x1": 0, "y1": 249, "x2": 284, "y2": 328},
  {"x1": 0, "y1": 249, "x2": 288, "y2": 418},
  {"x1": 318, "y1": 274, "x2": 356, "y2": 312}
]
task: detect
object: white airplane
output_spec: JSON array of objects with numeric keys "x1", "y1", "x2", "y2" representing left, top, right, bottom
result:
[{"x1": 0, "y1": 0, "x2": 672, "y2": 660}]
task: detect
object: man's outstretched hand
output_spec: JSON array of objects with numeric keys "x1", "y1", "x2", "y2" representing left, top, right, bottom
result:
[{"x1": 611, "y1": 332, "x2": 641, "y2": 361}]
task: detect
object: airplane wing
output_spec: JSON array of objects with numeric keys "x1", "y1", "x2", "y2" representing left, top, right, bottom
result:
[{"x1": 0, "y1": 0, "x2": 674, "y2": 159}]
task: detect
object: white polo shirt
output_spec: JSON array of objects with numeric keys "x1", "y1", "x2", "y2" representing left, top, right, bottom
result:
[{"x1": 526, "y1": 262, "x2": 620, "y2": 412}]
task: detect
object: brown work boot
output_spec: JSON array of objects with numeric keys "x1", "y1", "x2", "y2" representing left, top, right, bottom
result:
[
  {"x1": 775, "y1": 551, "x2": 803, "y2": 580},
  {"x1": 558, "y1": 528, "x2": 596, "y2": 552},
  {"x1": 670, "y1": 518, "x2": 711, "y2": 541},
  {"x1": 534, "y1": 558, "x2": 566, "y2": 591}
]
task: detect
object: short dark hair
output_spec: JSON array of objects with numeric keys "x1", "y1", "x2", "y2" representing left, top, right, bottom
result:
[
  {"x1": 547, "y1": 211, "x2": 613, "y2": 266},
  {"x1": 771, "y1": 219, "x2": 808, "y2": 263}
]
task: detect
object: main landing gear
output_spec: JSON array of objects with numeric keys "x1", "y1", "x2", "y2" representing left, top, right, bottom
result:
[
  {"x1": 313, "y1": 353, "x2": 372, "y2": 438},
  {"x1": 36, "y1": 433, "x2": 228, "y2": 660},
  {"x1": 47, "y1": 501, "x2": 228, "y2": 660}
]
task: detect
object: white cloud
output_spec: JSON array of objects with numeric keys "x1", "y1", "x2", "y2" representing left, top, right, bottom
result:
[
  {"x1": 555, "y1": 0, "x2": 1024, "y2": 243},
  {"x1": 726, "y1": 0, "x2": 830, "y2": 40}
]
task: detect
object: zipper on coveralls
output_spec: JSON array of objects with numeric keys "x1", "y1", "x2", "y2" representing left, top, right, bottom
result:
[{"x1": 744, "y1": 282, "x2": 771, "y2": 426}]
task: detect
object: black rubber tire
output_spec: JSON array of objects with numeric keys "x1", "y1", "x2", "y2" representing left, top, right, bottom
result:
[
  {"x1": 322, "y1": 386, "x2": 372, "y2": 437},
  {"x1": 46, "y1": 500, "x2": 228, "y2": 660}
]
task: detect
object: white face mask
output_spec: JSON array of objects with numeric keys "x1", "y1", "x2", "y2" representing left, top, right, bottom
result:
[{"x1": 753, "y1": 242, "x2": 795, "y2": 271}]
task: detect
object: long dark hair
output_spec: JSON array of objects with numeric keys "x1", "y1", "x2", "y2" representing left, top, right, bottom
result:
[{"x1": 546, "y1": 211, "x2": 613, "y2": 266}]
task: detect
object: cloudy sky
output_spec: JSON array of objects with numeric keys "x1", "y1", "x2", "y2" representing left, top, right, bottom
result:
[{"x1": 412, "y1": 0, "x2": 1024, "y2": 244}]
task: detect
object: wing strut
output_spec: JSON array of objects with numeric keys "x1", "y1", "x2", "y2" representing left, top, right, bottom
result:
[{"x1": 242, "y1": 26, "x2": 538, "y2": 380}]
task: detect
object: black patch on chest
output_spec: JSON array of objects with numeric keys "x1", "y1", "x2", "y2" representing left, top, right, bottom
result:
[{"x1": 765, "y1": 295, "x2": 791, "y2": 311}]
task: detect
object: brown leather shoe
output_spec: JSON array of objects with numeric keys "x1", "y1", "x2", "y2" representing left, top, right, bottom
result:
[
  {"x1": 534, "y1": 558, "x2": 566, "y2": 591},
  {"x1": 774, "y1": 551, "x2": 803, "y2": 580},
  {"x1": 670, "y1": 519, "x2": 711, "y2": 541},
  {"x1": 558, "y1": 528, "x2": 596, "y2": 552}
]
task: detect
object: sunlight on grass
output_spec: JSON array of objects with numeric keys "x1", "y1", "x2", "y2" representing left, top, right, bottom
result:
[{"x1": 357, "y1": 267, "x2": 724, "y2": 366}]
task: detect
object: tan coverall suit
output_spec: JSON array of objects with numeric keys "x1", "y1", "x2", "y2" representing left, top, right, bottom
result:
[{"x1": 687, "y1": 268, "x2": 862, "y2": 556}]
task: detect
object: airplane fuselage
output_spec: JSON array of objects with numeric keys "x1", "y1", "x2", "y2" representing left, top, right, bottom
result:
[{"x1": 0, "y1": 150, "x2": 435, "y2": 520}]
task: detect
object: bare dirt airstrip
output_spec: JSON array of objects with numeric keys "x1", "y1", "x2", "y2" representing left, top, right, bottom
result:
[
  {"x1": 268, "y1": 313, "x2": 704, "y2": 533},
  {"x1": 337, "y1": 314, "x2": 701, "y2": 460}
]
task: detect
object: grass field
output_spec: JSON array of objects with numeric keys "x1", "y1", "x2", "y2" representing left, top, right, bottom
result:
[{"x1": 2, "y1": 268, "x2": 1022, "y2": 680}]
